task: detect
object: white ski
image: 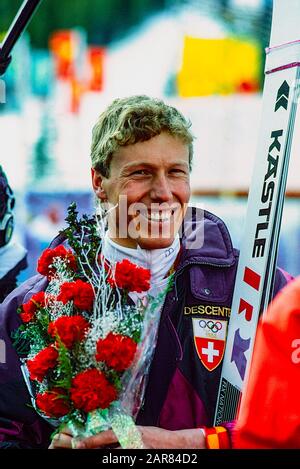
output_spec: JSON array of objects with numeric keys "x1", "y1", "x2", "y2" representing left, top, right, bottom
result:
[{"x1": 214, "y1": 0, "x2": 300, "y2": 426}]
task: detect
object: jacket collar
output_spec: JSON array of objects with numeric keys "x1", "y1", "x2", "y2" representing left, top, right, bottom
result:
[{"x1": 179, "y1": 208, "x2": 236, "y2": 269}]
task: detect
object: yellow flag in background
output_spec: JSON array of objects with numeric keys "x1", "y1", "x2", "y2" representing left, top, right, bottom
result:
[{"x1": 177, "y1": 36, "x2": 261, "y2": 97}]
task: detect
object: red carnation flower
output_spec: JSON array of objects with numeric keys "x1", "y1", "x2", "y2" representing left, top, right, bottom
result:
[
  {"x1": 108, "y1": 259, "x2": 150, "y2": 292},
  {"x1": 36, "y1": 388, "x2": 70, "y2": 418},
  {"x1": 57, "y1": 279, "x2": 95, "y2": 311},
  {"x1": 48, "y1": 315, "x2": 90, "y2": 349},
  {"x1": 20, "y1": 291, "x2": 46, "y2": 323},
  {"x1": 37, "y1": 245, "x2": 77, "y2": 279},
  {"x1": 27, "y1": 345, "x2": 58, "y2": 382},
  {"x1": 96, "y1": 333, "x2": 137, "y2": 372},
  {"x1": 70, "y1": 368, "x2": 117, "y2": 413}
]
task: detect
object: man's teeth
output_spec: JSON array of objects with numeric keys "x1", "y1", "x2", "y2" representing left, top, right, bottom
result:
[{"x1": 147, "y1": 211, "x2": 173, "y2": 222}]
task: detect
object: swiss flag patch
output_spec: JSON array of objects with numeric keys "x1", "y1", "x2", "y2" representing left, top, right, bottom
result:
[{"x1": 192, "y1": 318, "x2": 228, "y2": 371}]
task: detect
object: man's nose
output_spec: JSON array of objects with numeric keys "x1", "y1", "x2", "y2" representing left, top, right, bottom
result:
[{"x1": 150, "y1": 174, "x2": 173, "y2": 202}]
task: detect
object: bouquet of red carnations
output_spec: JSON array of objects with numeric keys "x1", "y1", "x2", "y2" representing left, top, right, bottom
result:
[{"x1": 14, "y1": 204, "x2": 171, "y2": 448}]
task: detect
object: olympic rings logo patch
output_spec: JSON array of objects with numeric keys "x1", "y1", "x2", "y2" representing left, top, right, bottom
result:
[{"x1": 199, "y1": 319, "x2": 222, "y2": 334}]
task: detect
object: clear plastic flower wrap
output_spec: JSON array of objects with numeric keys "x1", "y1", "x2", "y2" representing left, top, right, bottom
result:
[{"x1": 14, "y1": 203, "x2": 173, "y2": 448}]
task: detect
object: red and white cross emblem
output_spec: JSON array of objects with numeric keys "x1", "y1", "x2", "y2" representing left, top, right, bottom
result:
[
  {"x1": 201, "y1": 341, "x2": 220, "y2": 363},
  {"x1": 192, "y1": 318, "x2": 228, "y2": 371}
]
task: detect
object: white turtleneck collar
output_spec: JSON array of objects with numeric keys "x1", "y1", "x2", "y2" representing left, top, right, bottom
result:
[{"x1": 102, "y1": 233, "x2": 180, "y2": 301}]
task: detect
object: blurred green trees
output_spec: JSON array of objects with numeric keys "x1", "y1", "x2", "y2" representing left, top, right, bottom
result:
[{"x1": 0, "y1": 0, "x2": 167, "y2": 48}]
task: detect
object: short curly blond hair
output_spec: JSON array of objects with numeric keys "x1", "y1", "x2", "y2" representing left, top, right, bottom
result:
[{"x1": 91, "y1": 95, "x2": 194, "y2": 177}]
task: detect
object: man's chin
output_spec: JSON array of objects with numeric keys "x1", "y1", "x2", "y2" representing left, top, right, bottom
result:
[{"x1": 136, "y1": 236, "x2": 177, "y2": 250}]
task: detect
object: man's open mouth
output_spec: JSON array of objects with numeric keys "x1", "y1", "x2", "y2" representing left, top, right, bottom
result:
[
  {"x1": 138, "y1": 208, "x2": 179, "y2": 223},
  {"x1": 146, "y1": 211, "x2": 173, "y2": 222}
]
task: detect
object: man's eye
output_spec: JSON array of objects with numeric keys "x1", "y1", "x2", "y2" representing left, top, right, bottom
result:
[
  {"x1": 131, "y1": 170, "x2": 149, "y2": 176},
  {"x1": 170, "y1": 169, "x2": 186, "y2": 175}
]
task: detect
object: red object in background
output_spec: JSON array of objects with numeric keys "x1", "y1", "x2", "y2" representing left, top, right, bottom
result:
[
  {"x1": 236, "y1": 80, "x2": 260, "y2": 93},
  {"x1": 87, "y1": 46, "x2": 105, "y2": 92},
  {"x1": 70, "y1": 77, "x2": 84, "y2": 113},
  {"x1": 234, "y1": 277, "x2": 300, "y2": 448},
  {"x1": 49, "y1": 33, "x2": 105, "y2": 112},
  {"x1": 49, "y1": 30, "x2": 76, "y2": 80}
]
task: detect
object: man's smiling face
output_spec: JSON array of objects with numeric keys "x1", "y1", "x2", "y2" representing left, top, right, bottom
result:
[{"x1": 92, "y1": 132, "x2": 191, "y2": 249}]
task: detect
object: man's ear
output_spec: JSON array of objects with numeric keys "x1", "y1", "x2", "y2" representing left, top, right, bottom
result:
[{"x1": 91, "y1": 168, "x2": 107, "y2": 201}]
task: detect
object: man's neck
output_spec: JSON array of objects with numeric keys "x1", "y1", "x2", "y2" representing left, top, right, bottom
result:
[{"x1": 102, "y1": 233, "x2": 180, "y2": 279}]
